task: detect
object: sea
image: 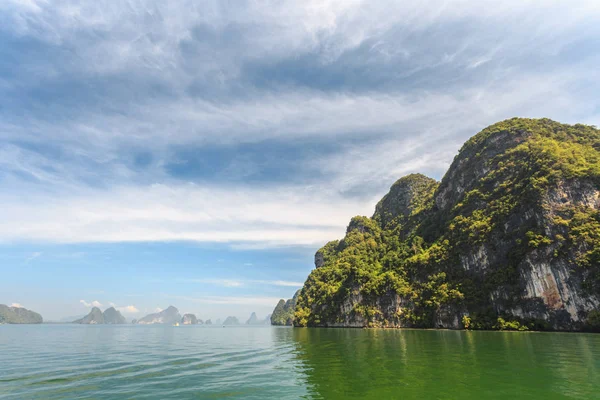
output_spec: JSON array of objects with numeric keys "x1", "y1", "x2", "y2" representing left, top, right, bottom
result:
[{"x1": 0, "y1": 325, "x2": 599, "y2": 399}]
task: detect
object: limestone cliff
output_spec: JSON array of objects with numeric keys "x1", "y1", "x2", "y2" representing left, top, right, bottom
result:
[{"x1": 295, "y1": 118, "x2": 600, "y2": 331}]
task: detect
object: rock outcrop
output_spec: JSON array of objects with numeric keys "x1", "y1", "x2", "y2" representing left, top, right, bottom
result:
[
  {"x1": 271, "y1": 291, "x2": 299, "y2": 326},
  {"x1": 223, "y1": 316, "x2": 240, "y2": 325},
  {"x1": 103, "y1": 307, "x2": 127, "y2": 324},
  {"x1": 181, "y1": 314, "x2": 198, "y2": 325},
  {"x1": 295, "y1": 118, "x2": 600, "y2": 331},
  {"x1": 0, "y1": 304, "x2": 43, "y2": 324},
  {"x1": 136, "y1": 306, "x2": 181, "y2": 325},
  {"x1": 246, "y1": 312, "x2": 259, "y2": 325}
]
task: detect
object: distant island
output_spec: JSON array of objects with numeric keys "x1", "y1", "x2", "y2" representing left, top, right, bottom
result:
[
  {"x1": 74, "y1": 307, "x2": 127, "y2": 324},
  {"x1": 223, "y1": 316, "x2": 240, "y2": 325},
  {"x1": 135, "y1": 306, "x2": 181, "y2": 325},
  {"x1": 182, "y1": 314, "x2": 202, "y2": 325},
  {"x1": 246, "y1": 312, "x2": 271, "y2": 325},
  {"x1": 293, "y1": 118, "x2": 600, "y2": 332},
  {"x1": 0, "y1": 304, "x2": 43, "y2": 324}
]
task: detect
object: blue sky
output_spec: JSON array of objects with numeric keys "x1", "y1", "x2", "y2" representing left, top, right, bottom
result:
[{"x1": 1, "y1": 0, "x2": 599, "y2": 321}]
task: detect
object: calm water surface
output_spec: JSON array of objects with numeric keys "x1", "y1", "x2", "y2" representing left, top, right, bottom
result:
[{"x1": 0, "y1": 325, "x2": 599, "y2": 399}]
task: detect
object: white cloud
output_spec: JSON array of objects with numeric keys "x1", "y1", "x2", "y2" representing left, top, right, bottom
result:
[
  {"x1": 252, "y1": 280, "x2": 304, "y2": 287},
  {"x1": 0, "y1": 182, "x2": 374, "y2": 247},
  {"x1": 24, "y1": 252, "x2": 42, "y2": 263},
  {"x1": 80, "y1": 300, "x2": 102, "y2": 308},
  {"x1": 166, "y1": 294, "x2": 284, "y2": 307},
  {"x1": 0, "y1": 0, "x2": 599, "y2": 250},
  {"x1": 155, "y1": 307, "x2": 163, "y2": 312},
  {"x1": 187, "y1": 279, "x2": 244, "y2": 288},
  {"x1": 117, "y1": 305, "x2": 139, "y2": 314},
  {"x1": 10, "y1": 303, "x2": 23, "y2": 308},
  {"x1": 183, "y1": 278, "x2": 304, "y2": 287}
]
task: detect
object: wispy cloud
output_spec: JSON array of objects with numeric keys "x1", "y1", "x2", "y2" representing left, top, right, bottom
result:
[
  {"x1": 181, "y1": 278, "x2": 304, "y2": 288},
  {"x1": 24, "y1": 252, "x2": 42, "y2": 263},
  {"x1": 250, "y1": 280, "x2": 304, "y2": 287},
  {"x1": 10, "y1": 303, "x2": 23, "y2": 308},
  {"x1": 186, "y1": 279, "x2": 244, "y2": 288},
  {"x1": 165, "y1": 294, "x2": 283, "y2": 307},
  {"x1": 0, "y1": 184, "x2": 373, "y2": 246},
  {"x1": 0, "y1": 0, "x2": 599, "y2": 249}
]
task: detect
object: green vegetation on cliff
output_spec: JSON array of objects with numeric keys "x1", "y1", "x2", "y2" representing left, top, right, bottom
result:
[
  {"x1": 295, "y1": 118, "x2": 600, "y2": 331},
  {"x1": 271, "y1": 291, "x2": 300, "y2": 326}
]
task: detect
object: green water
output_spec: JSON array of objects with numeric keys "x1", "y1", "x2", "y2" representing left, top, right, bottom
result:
[{"x1": 0, "y1": 325, "x2": 599, "y2": 399}]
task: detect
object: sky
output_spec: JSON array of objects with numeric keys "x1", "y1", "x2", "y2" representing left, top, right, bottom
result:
[{"x1": 1, "y1": 0, "x2": 599, "y2": 321}]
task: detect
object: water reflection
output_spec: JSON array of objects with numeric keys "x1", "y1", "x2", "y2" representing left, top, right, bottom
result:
[{"x1": 291, "y1": 328, "x2": 600, "y2": 399}]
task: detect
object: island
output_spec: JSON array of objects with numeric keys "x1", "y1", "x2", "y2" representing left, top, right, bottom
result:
[
  {"x1": 294, "y1": 118, "x2": 600, "y2": 331},
  {"x1": 223, "y1": 316, "x2": 240, "y2": 325},
  {"x1": 181, "y1": 313, "x2": 199, "y2": 325},
  {"x1": 0, "y1": 304, "x2": 43, "y2": 324},
  {"x1": 135, "y1": 306, "x2": 181, "y2": 325},
  {"x1": 73, "y1": 307, "x2": 127, "y2": 324}
]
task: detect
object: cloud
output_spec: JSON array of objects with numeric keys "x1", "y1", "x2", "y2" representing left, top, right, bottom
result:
[
  {"x1": 187, "y1": 279, "x2": 244, "y2": 288},
  {"x1": 0, "y1": 0, "x2": 599, "y2": 248},
  {"x1": 181, "y1": 278, "x2": 304, "y2": 287},
  {"x1": 24, "y1": 252, "x2": 42, "y2": 263},
  {"x1": 10, "y1": 303, "x2": 23, "y2": 308},
  {"x1": 0, "y1": 183, "x2": 374, "y2": 246},
  {"x1": 117, "y1": 305, "x2": 139, "y2": 314},
  {"x1": 165, "y1": 294, "x2": 284, "y2": 307},
  {"x1": 80, "y1": 300, "x2": 102, "y2": 308},
  {"x1": 252, "y1": 280, "x2": 304, "y2": 287}
]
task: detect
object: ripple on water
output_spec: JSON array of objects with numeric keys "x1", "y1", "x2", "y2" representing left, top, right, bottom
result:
[{"x1": 1, "y1": 326, "x2": 600, "y2": 399}]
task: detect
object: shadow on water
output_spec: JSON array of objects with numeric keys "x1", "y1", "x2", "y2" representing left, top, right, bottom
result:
[{"x1": 291, "y1": 328, "x2": 600, "y2": 400}]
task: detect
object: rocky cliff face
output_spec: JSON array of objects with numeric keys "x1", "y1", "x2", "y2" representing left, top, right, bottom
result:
[
  {"x1": 295, "y1": 118, "x2": 600, "y2": 331},
  {"x1": 0, "y1": 304, "x2": 43, "y2": 324},
  {"x1": 136, "y1": 306, "x2": 181, "y2": 325}
]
